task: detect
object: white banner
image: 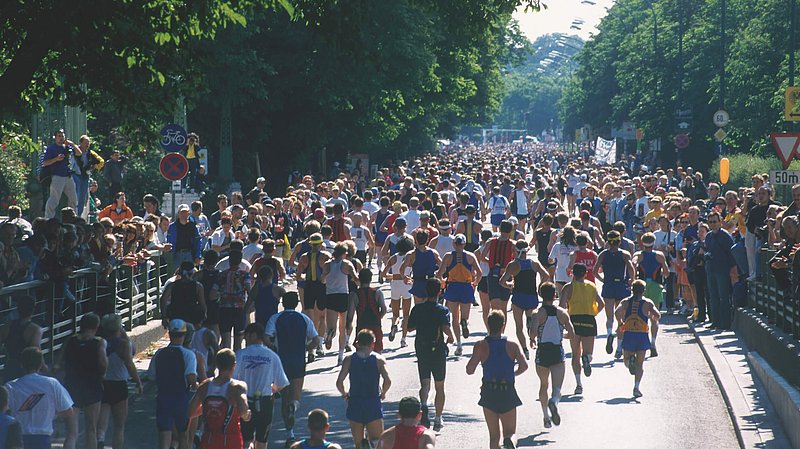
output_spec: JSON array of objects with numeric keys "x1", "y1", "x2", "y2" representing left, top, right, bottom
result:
[{"x1": 595, "y1": 137, "x2": 617, "y2": 165}]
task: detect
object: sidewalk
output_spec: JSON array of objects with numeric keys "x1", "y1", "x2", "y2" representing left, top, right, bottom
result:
[{"x1": 688, "y1": 321, "x2": 793, "y2": 448}]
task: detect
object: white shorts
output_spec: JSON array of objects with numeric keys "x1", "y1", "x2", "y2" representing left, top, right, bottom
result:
[{"x1": 391, "y1": 280, "x2": 411, "y2": 300}]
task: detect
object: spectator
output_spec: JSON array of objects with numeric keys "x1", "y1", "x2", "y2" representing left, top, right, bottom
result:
[
  {"x1": 703, "y1": 211, "x2": 737, "y2": 330},
  {"x1": 98, "y1": 192, "x2": 134, "y2": 224},
  {"x1": 183, "y1": 133, "x2": 200, "y2": 190},
  {"x1": 102, "y1": 150, "x2": 127, "y2": 203},
  {"x1": 6, "y1": 347, "x2": 73, "y2": 449},
  {"x1": 0, "y1": 224, "x2": 21, "y2": 285},
  {"x1": 209, "y1": 194, "x2": 229, "y2": 231},
  {"x1": 142, "y1": 194, "x2": 163, "y2": 220},
  {"x1": 88, "y1": 178, "x2": 102, "y2": 223},
  {"x1": 190, "y1": 201, "x2": 211, "y2": 250},
  {"x1": 16, "y1": 233, "x2": 46, "y2": 283},
  {"x1": 0, "y1": 296, "x2": 42, "y2": 383},
  {"x1": 745, "y1": 186, "x2": 781, "y2": 281},
  {"x1": 1, "y1": 206, "x2": 32, "y2": 240},
  {"x1": 211, "y1": 217, "x2": 235, "y2": 258},
  {"x1": 0, "y1": 386, "x2": 23, "y2": 449},
  {"x1": 42, "y1": 129, "x2": 79, "y2": 219},
  {"x1": 72, "y1": 135, "x2": 104, "y2": 218},
  {"x1": 167, "y1": 204, "x2": 202, "y2": 266}
]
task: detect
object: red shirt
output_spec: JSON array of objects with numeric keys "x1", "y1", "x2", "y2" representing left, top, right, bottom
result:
[{"x1": 573, "y1": 249, "x2": 598, "y2": 282}]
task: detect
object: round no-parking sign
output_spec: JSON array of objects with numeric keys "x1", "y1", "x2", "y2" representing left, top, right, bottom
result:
[
  {"x1": 160, "y1": 153, "x2": 189, "y2": 181},
  {"x1": 674, "y1": 133, "x2": 690, "y2": 149}
]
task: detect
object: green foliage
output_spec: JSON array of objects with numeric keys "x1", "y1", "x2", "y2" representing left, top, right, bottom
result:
[
  {"x1": 559, "y1": 0, "x2": 800, "y2": 170},
  {"x1": 0, "y1": 129, "x2": 37, "y2": 214},
  {"x1": 97, "y1": 148, "x2": 171, "y2": 211},
  {"x1": 708, "y1": 154, "x2": 800, "y2": 192}
]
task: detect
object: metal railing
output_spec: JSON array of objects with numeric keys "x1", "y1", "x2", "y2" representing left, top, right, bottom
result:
[
  {"x1": 0, "y1": 252, "x2": 170, "y2": 369},
  {"x1": 747, "y1": 248, "x2": 799, "y2": 339}
]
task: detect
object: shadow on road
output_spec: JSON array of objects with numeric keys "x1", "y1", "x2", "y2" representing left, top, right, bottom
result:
[
  {"x1": 597, "y1": 397, "x2": 641, "y2": 405},
  {"x1": 517, "y1": 432, "x2": 555, "y2": 446}
]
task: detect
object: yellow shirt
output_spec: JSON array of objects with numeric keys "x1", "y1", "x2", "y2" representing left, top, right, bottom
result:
[
  {"x1": 186, "y1": 144, "x2": 196, "y2": 159},
  {"x1": 643, "y1": 207, "x2": 663, "y2": 227},
  {"x1": 724, "y1": 209, "x2": 746, "y2": 236},
  {"x1": 568, "y1": 280, "x2": 599, "y2": 316}
]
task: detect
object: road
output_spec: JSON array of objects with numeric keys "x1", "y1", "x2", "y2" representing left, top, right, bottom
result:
[{"x1": 105, "y1": 277, "x2": 739, "y2": 449}]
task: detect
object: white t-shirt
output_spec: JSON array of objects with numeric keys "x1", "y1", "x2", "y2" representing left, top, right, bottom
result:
[
  {"x1": 549, "y1": 242, "x2": 577, "y2": 283},
  {"x1": 350, "y1": 226, "x2": 369, "y2": 251},
  {"x1": 210, "y1": 228, "x2": 235, "y2": 247},
  {"x1": 6, "y1": 373, "x2": 73, "y2": 435},
  {"x1": 488, "y1": 195, "x2": 509, "y2": 215},
  {"x1": 362, "y1": 201, "x2": 380, "y2": 216},
  {"x1": 635, "y1": 197, "x2": 650, "y2": 218},
  {"x1": 233, "y1": 344, "x2": 290, "y2": 397},
  {"x1": 400, "y1": 209, "x2": 421, "y2": 233},
  {"x1": 573, "y1": 182, "x2": 590, "y2": 197},
  {"x1": 215, "y1": 259, "x2": 252, "y2": 272},
  {"x1": 242, "y1": 243, "x2": 263, "y2": 264},
  {"x1": 653, "y1": 230, "x2": 677, "y2": 272}
]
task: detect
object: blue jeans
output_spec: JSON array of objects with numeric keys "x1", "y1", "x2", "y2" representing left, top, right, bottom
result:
[
  {"x1": 173, "y1": 249, "x2": 194, "y2": 266},
  {"x1": 73, "y1": 174, "x2": 89, "y2": 217},
  {"x1": 23, "y1": 434, "x2": 52, "y2": 449},
  {"x1": 731, "y1": 239, "x2": 748, "y2": 277},
  {"x1": 706, "y1": 270, "x2": 732, "y2": 328}
]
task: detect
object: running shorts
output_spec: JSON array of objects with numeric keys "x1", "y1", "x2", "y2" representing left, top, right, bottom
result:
[
  {"x1": 156, "y1": 392, "x2": 191, "y2": 432},
  {"x1": 477, "y1": 277, "x2": 489, "y2": 294},
  {"x1": 303, "y1": 281, "x2": 326, "y2": 310},
  {"x1": 219, "y1": 307, "x2": 245, "y2": 337},
  {"x1": 66, "y1": 380, "x2": 103, "y2": 408},
  {"x1": 491, "y1": 214, "x2": 505, "y2": 227},
  {"x1": 355, "y1": 250, "x2": 368, "y2": 265},
  {"x1": 241, "y1": 396, "x2": 275, "y2": 444},
  {"x1": 346, "y1": 396, "x2": 383, "y2": 425},
  {"x1": 570, "y1": 314, "x2": 598, "y2": 337},
  {"x1": 535, "y1": 343, "x2": 565, "y2": 368},
  {"x1": 102, "y1": 380, "x2": 129, "y2": 405},
  {"x1": 487, "y1": 276, "x2": 511, "y2": 301},
  {"x1": 443, "y1": 282, "x2": 475, "y2": 304},
  {"x1": 622, "y1": 331, "x2": 651, "y2": 352},
  {"x1": 478, "y1": 381, "x2": 522, "y2": 414},
  {"x1": 408, "y1": 279, "x2": 429, "y2": 298},
  {"x1": 644, "y1": 280, "x2": 663, "y2": 308},
  {"x1": 601, "y1": 281, "x2": 630, "y2": 301},
  {"x1": 416, "y1": 346, "x2": 447, "y2": 382},
  {"x1": 511, "y1": 293, "x2": 539, "y2": 310},
  {"x1": 326, "y1": 293, "x2": 349, "y2": 313}
]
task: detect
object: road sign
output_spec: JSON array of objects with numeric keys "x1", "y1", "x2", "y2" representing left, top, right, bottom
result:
[
  {"x1": 785, "y1": 87, "x2": 800, "y2": 121},
  {"x1": 635, "y1": 128, "x2": 644, "y2": 141},
  {"x1": 675, "y1": 107, "x2": 693, "y2": 120},
  {"x1": 160, "y1": 124, "x2": 188, "y2": 152},
  {"x1": 674, "y1": 133, "x2": 690, "y2": 149},
  {"x1": 622, "y1": 122, "x2": 636, "y2": 140},
  {"x1": 159, "y1": 153, "x2": 189, "y2": 181},
  {"x1": 713, "y1": 110, "x2": 729, "y2": 127},
  {"x1": 770, "y1": 170, "x2": 800, "y2": 185},
  {"x1": 770, "y1": 133, "x2": 800, "y2": 169},
  {"x1": 713, "y1": 128, "x2": 727, "y2": 142}
]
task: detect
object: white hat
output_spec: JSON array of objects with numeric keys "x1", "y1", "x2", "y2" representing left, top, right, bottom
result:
[{"x1": 177, "y1": 204, "x2": 190, "y2": 212}]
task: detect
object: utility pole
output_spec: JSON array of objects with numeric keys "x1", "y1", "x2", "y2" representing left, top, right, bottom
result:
[{"x1": 720, "y1": 0, "x2": 726, "y2": 110}]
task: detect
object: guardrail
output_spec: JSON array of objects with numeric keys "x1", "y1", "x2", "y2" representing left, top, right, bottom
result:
[
  {"x1": 747, "y1": 248, "x2": 799, "y2": 339},
  {"x1": 0, "y1": 251, "x2": 170, "y2": 369}
]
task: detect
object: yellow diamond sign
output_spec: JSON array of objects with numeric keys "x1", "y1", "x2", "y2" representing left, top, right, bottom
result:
[
  {"x1": 785, "y1": 87, "x2": 800, "y2": 121},
  {"x1": 714, "y1": 128, "x2": 727, "y2": 142}
]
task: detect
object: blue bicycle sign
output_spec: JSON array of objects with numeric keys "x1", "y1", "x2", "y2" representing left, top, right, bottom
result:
[{"x1": 160, "y1": 124, "x2": 188, "y2": 152}]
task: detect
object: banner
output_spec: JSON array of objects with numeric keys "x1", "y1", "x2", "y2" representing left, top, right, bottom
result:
[{"x1": 595, "y1": 137, "x2": 617, "y2": 165}]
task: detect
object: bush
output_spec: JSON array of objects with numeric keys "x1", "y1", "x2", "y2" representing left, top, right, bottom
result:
[
  {"x1": 0, "y1": 131, "x2": 36, "y2": 214},
  {"x1": 709, "y1": 154, "x2": 800, "y2": 193},
  {"x1": 96, "y1": 147, "x2": 171, "y2": 210}
]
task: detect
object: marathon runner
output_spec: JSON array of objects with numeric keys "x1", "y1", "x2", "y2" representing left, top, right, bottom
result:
[
  {"x1": 381, "y1": 235, "x2": 414, "y2": 348},
  {"x1": 296, "y1": 233, "x2": 329, "y2": 360},
  {"x1": 615, "y1": 280, "x2": 662, "y2": 398},
  {"x1": 499, "y1": 240, "x2": 550, "y2": 360},
  {"x1": 437, "y1": 234, "x2": 483, "y2": 356},
  {"x1": 558, "y1": 263, "x2": 604, "y2": 395},
  {"x1": 632, "y1": 232, "x2": 669, "y2": 357},
  {"x1": 466, "y1": 311, "x2": 528, "y2": 449},
  {"x1": 594, "y1": 230, "x2": 635, "y2": 358},
  {"x1": 400, "y1": 231, "x2": 441, "y2": 304},
  {"x1": 322, "y1": 243, "x2": 360, "y2": 365},
  {"x1": 529, "y1": 282, "x2": 574, "y2": 429},
  {"x1": 373, "y1": 197, "x2": 392, "y2": 282},
  {"x1": 354, "y1": 269, "x2": 387, "y2": 353},
  {"x1": 336, "y1": 330, "x2": 392, "y2": 449},
  {"x1": 245, "y1": 266, "x2": 285, "y2": 327},
  {"x1": 374, "y1": 396, "x2": 436, "y2": 449},
  {"x1": 456, "y1": 205, "x2": 483, "y2": 252},
  {"x1": 484, "y1": 221, "x2": 516, "y2": 310}
]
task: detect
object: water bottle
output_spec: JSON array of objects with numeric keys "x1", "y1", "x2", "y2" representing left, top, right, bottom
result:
[{"x1": 253, "y1": 391, "x2": 262, "y2": 413}]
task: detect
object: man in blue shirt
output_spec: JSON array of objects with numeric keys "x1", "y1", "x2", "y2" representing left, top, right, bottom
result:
[
  {"x1": 42, "y1": 129, "x2": 79, "y2": 219},
  {"x1": 703, "y1": 211, "x2": 738, "y2": 330}
]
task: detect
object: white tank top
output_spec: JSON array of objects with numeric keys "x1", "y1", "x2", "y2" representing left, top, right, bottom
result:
[
  {"x1": 539, "y1": 306, "x2": 563, "y2": 345},
  {"x1": 326, "y1": 259, "x2": 350, "y2": 294},
  {"x1": 391, "y1": 254, "x2": 410, "y2": 279},
  {"x1": 191, "y1": 327, "x2": 215, "y2": 371},
  {"x1": 515, "y1": 190, "x2": 529, "y2": 214},
  {"x1": 478, "y1": 243, "x2": 489, "y2": 278},
  {"x1": 350, "y1": 226, "x2": 369, "y2": 251},
  {"x1": 434, "y1": 235, "x2": 454, "y2": 256}
]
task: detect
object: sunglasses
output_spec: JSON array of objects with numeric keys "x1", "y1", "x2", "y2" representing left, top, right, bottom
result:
[{"x1": 680, "y1": 221, "x2": 690, "y2": 224}]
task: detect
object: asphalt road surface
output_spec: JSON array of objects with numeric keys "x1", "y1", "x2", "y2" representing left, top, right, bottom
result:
[{"x1": 104, "y1": 279, "x2": 739, "y2": 449}]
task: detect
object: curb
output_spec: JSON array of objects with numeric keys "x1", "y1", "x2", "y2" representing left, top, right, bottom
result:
[
  {"x1": 686, "y1": 321, "x2": 746, "y2": 449},
  {"x1": 748, "y1": 352, "x2": 800, "y2": 449}
]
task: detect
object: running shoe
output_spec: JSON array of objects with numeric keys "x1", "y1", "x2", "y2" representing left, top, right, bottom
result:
[
  {"x1": 628, "y1": 355, "x2": 637, "y2": 376},
  {"x1": 615, "y1": 347, "x2": 623, "y2": 359},
  {"x1": 345, "y1": 344, "x2": 353, "y2": 352},
  {"x1": 581, "y1": 354, "x2": 592, "y2": 377},
  {"x1": 400, "y1": 338, "x2": 408, "y2": 348},
  {"x1": 325, "y1": 329, "x2": 334, "y2": 350},
  {"x1": 633, "y1": 387, "x2": 643, "y2": 398},
  {"x1": 420, "y1": 406, "x2": 430, "y2": 428},
  {"x1": 547, "y1": 399, "x2": 561, "y2": 426},
  {"x1": 433, "y1": 416, "x2": 444, "y2": 431},
  {"x1": 307, "y1": 351, "x2": 315, "y2": 364},
  {"x1": 316, "y1": 347, "x2": 324, "y2": 357},
  {"x1": 502, "y1": 437, "x2": 516, "y2": 449},
  {"x1": 389, "y1": 324, "x2": 398, "y2": 342},
  {"x1": 605, "y1": 334, "x2": 615, "y2": 354},
  {"x1": 543, "y1": 417, "x2": 552, "y2": 429},
  {"x1": 574, "y1": 384, "x2": 583, "y2": 395},
  {"x1": 650, "y1": 344, "x2": 658, "y2": 357},
  {"x1": 460, "y1": 319, "x2": 470, "y2": 339},
  {"x1": 454, "y1": 345, "x2": 463, "y2": 356}
]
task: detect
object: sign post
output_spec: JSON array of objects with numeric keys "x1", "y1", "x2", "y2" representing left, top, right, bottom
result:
[{"x1": 160, "y1": 153, "x2": 189, "y2": 218}]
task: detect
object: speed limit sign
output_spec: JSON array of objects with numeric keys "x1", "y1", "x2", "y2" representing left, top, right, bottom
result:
[{"x1": 713, "y1": 110, "x2": 730, "y2": 127}]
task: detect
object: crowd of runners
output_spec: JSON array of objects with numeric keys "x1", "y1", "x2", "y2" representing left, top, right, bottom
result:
[{"x1": 2, "y1": 136, "x2": 800, "y2": 449}]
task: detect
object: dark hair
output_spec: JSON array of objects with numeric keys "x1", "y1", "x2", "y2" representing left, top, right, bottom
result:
[
  {"x1": 143, "y1": 194, "x2": 158, "y2": 207},
  {"x1": 216, "y1": 348, "x2": 236, "y2": 371},
  {"x1": 307, "y1": 409, "x2": 329, "y2": 431},
  {"x1": 539, "y1": 282, "x2": 557, "y2": 302},
  {"x1": 572, "y1": 263, "x2": 587, "y2": 279},
  {"x1": 576, "y1": 233, "x2": 588, "y2": 246},
  {"x1": 228, "y1": 250, "x2": 243, "y2": 267},
  {"x1": 21, "y1": 347, "x2": 43, "y2": 372},
  {"x1": 283, "y1": 291, "x2": 300, "y2": 309},
  {"x1": 395, "y1": 236, "x2": 414, "y2": 254},
  {"x1": 245, "y1": 322, "x2": 265, "y2": 339},
  {"x1": 230, "y1": 239, "x2": 244, "y2": 251},
  {"x1": 359, "y1": 268, "x2": 372, "y2": 285},
  {"x1": 499, "y1": 221, "x2": 513, "y2": 233},
  {"x1": 632, "y1": 279, "x2": 646, "y2": 295},
  {"x1": 203, "y1": 249, "x2": 220, "y2": 266},
  {"x1": 356, "y1": 329, "x2": 375, "y2": 347},
  {"x1": 398, "y1": 396, "x2": 421, "y2": 418},
  {"x1": 415, "y1": 230, "x2": 429, "y2": 245},
  {"x1": 80, "y1": 312, "x2": 101, "y2": 331},
  {"x1": 487, "y1": 310, "x2": 505, "y2": 334}
]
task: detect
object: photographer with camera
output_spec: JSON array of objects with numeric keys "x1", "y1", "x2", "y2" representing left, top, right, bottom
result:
[
  {"x1": 103, "y1": 150, "x2": 128, "y2": 204},
  {"x1": 42, "y1": 129, "x2": 79, "y2": 219}
]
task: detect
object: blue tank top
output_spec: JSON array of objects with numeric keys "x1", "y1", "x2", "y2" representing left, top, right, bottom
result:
[
  {"x1": 374, "y1": 210, "x2": 390, "y2": 242},
  {"x1": 513, "y1": 259, "x2": 537, "y2": 294},
  {"x1": 348, "y1": 353, "x2": 380, "y2": 399},
  {"x1": 295, "y1": 240, "x2": 311, "y2": 262},
  {"x1": 412, "y1": 248, "x2": 437, "y2": 280},
  {"x1": 640, "y1": 251, "x2": 661, "y2": 281},
  {"x1": 602, "y1": 250, "x2": 627, "y2": 283},
  {"x1": 624, "y1": 297, "x2": 649, "y2": 333},
  {"x1": 275, "y1": 311, "x2": 308, "y2": 366},
  {"x1": 301, "y1": 441, "x2": 332, "y2": 449},
  {"x1": 482, "y1": 336, "x2": 515, "y2": 384},
  {"x1": 255, "y1": 283, "x2": 279, "y2": 324},
  {"x1": 155, "y1": 346, "x2": 189, "y2": 393}
]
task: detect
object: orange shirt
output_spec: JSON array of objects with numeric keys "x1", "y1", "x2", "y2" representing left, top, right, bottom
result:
[{"x1": 98, "y1": 204, "x2": 134, "y2": 224}]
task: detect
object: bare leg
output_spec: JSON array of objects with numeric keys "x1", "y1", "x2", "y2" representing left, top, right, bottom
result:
[
  {"x1": 460, "y1": 302, "x2": 471, "y2": 323},
  {"x1": 535, "y1": 366, "x2": 551, "y2": 419},
  {"x1": 483, "y1": 408, "x2": 502, "y2": 449},
  {"x1": 84, "y1": 402, "x2": 102, "y2": 449},
  {"x1": 433, "y1": 380, "x2": 446, "y2": 417},
  {"x1": 111, "y1": 399, "x2": 129, "y2": 449},
  {"x1": 349, "y1": 422, "x2": 366, "y2": 448},
  {"x1": 401, "y1": 298, "x2": 411, "y2": 338},
  {"x1": 64, "y1": 407, "x2": 79, "y2": 449},
  {"x1": 512, "y1": 305, "x2": 526, "y2": 351},
  {"x1": 365, "y1": 419, "x2": 385, "y2": 447},
  {"x1": 499, "y1": 408, "x2": 517, "y2": 445},
  {"x1": 479, "y1": 289, "x2": 491, "y2": 327},
  {"x1": 447, "y1": 301, "x2": 461, "y2": 344}
]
